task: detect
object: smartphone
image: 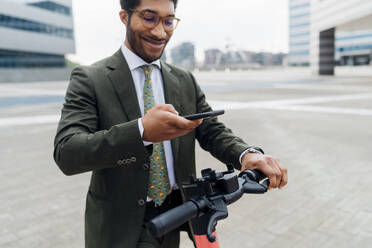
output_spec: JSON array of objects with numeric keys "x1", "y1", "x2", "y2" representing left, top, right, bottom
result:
[{"x1": 183, "y1": 110, "x2": 225, "y2": 120}]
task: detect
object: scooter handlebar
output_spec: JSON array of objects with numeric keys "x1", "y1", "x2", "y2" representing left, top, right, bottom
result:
[
  {"x1": 148, "y1": 170, "x2": 268, "y2": 237},
  {"x1": 148, "y1": 201, "x2": 199, "y2": 237}
]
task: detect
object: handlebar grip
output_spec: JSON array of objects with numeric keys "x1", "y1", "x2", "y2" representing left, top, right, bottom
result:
[
  {"x1": 148, "y1": 201, "x2": 199, "y2": 237},
  {"x1": 253, "y1": 169, "x2": 267, "y2": 181},
  {"x1": 240, "y1": 169, "x2": 268, "y2": 182}
]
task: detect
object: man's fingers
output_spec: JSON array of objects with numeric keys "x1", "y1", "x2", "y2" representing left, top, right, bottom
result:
[
  {"x1": 169, "y1": 115, "x2": 202, "y2": 130},
  {"x1": 156, "y1": 104, "x2": 179, "y2": 115},
  {"x1": 241, "y1": 153, "x2": 288, "y2": 190},
  {"x1": 278, "y1": 162, "x2": 288, "y2": 189},
  {"x1": 264, "y1": 156, "x2": 283, "y2": 190},
  {"x1": 267, "y1": 172, "x2": 277, "y2": 191},
  {"x1": 194, "y1": 119, "x2": 203, "y2": 126}
]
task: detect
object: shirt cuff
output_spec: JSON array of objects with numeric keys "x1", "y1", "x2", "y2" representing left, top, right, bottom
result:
[
  {"x1": 239, "y1": 147, "x2": 264, "y2": 165},
  {"x1": 138, "y1": 118, "x2": 153, "y2": 146}
]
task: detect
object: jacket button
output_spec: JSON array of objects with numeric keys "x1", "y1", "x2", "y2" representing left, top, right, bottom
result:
[
  {"x1": 143, "y1": 163, "x2": 149, "y2": 170},
  {"x1": 138, "y1": 199, "x2": 145, "y2": 206}
]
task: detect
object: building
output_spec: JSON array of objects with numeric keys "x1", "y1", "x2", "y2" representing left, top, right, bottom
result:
[
  {"x1": 288, "y1": 0, "x2": 311, "y2": 66},
  {"x1": 170, "y1": 42, "x2": 196, "y2": 70},
  {"x1": 203, "y1": 49, "x2": 286, "y2": 70},
  {"x1": 288, "y1": 0, "x2": 372, "y2": 74},
  {"x1": 335, "y1": 30, "x2": 372, "y2": 66},
  {"x1": 0, "y1": 0, "x2": 75, "y2": 69},
  {"x1": 311, "y1": 0, "x2": 372, "y2": 74},
  {"x1": 204, "y1": 49, "x2": 223, "y2": 67}
]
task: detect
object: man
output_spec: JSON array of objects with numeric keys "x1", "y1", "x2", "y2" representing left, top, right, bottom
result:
[{"x1": 53, "y1": 0, "x2": 288, "y2": 247}]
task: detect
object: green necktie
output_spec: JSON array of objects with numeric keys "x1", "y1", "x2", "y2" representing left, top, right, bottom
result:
[{"x1": 141, "y1": 64, "x2": 171, "y2": 206}]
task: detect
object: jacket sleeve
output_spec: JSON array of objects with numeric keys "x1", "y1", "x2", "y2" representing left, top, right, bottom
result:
[
  {"x1": 53, "y1": 66, "x2": 148, "y2": 176},
  {"x1": 190, "y1": 72, "x2": 250, "y2": 170}
]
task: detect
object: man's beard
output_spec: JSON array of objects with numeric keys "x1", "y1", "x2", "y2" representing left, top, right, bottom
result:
[{"x1": 126, "y1": 24, "x2": 166, "y2": 63}]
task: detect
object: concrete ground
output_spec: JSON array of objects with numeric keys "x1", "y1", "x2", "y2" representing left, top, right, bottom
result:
[{"x1": 0, "y1": 68, "x2": 371, "y2": 248}]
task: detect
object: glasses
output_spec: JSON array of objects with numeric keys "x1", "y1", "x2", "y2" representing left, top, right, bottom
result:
[{"x1": 130, "y1": 9, "x2": 180, "y2": 31}]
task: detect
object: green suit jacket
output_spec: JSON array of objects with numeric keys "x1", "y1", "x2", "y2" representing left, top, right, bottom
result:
[{"x1": 54, "y1": 49, "x2": 250, "y2": 248}]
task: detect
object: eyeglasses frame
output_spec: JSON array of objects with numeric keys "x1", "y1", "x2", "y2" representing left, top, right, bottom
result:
[{"x1": 129, "y1": 9, "x2": 181, "y2": 31}]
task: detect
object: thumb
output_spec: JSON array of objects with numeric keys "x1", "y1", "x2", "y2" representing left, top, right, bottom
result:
[{"x1": 157, "y1": 104, "x2": 179, "y2": 115}]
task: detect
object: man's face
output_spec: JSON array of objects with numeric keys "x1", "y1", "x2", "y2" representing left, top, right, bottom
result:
[{"x1": 122, "y1": 0, "x2": 175, "y2": 63}]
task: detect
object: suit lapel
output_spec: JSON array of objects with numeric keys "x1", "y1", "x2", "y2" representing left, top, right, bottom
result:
[
  {"x1": 161, "y1": 61, "x2": 181, "y2": 168},
  {"x1": 161, "y1": 62, "x2": 181, "y2": 112},
  {"x1": 107, "y1": 49, "x2": 142, "y2": 121}
]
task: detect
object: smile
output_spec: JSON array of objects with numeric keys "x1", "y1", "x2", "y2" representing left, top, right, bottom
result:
[{"x1": 141, "y1": 36, "x2": 166, "y2": 49}]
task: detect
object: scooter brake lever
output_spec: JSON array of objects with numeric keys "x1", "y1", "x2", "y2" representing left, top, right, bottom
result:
[{"x1": 206, "y1": 199, "x2": 228, "y2": 242}]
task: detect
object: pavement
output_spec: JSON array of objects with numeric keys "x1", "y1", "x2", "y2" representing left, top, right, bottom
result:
[{"x1": 1, "y1": 68, "x2": 372, "y2": 248}]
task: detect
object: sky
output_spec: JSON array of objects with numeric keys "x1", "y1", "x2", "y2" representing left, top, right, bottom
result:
[{"x1": 68, "y1": 0, "x2": 289, "y2": 65}]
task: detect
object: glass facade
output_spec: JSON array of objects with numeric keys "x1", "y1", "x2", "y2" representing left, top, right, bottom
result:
[
  {"x1": 0, "y1": 49, "x2": 65, "y2": 68},
  {"x1": 288, "y1": 0, "x2": 311, "y2": 66},
  {"x1": 336, "y1": 32, "x2": 372, "y2": 66},
  {"x1": 0, "y1": 14, "x2": 73, "y2": 39},
  {"x1": 289, "y1": 0, "x2": 372, "y2": 66},
  {"x1": 0, "y1": 0, "x2": 74, "y2": 69},
  {"x1": 27, "y1": 1, "x2": 71, "y2": 16},
  {"x1": 288, "y1": 0, "x2": 372, "y2": 66}
]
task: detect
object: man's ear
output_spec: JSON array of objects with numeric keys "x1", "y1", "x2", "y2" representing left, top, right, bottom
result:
[{"x1": 119, "y1": 10, "x2": 129, "y2": 26}]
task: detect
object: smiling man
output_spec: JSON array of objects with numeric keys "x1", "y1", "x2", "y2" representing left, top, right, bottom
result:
[{"x1": 53, "y1": 0, "x2": 288, "y2": 247}]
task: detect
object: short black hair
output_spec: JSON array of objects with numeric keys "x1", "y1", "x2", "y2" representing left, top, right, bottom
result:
[{"x1": 120, "y1": 0, "x2": 178, "y2": 12}]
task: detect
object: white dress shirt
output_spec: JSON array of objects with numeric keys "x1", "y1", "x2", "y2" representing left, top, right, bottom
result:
[{"x1": 121, "y1": 44, "x2": 178, "y2": 191}]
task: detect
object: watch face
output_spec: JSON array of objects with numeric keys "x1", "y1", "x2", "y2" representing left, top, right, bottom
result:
[{"x1": 248, "y1": 148, "x2": 261, "y2": 154}]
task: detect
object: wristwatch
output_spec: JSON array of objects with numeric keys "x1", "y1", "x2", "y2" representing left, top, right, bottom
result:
[
  {"x1": 246, "y1": 147, "x2": 264, "y2": 155},
  {"x1": 239, "y1": 146, "x2": 265, "y2": 165}
]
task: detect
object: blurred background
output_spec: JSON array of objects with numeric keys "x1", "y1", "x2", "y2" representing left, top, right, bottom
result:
[{"x1": 1, "y1": 0, "x2": 372, "y2": 247}]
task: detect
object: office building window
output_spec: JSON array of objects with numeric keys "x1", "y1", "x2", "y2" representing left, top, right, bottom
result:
[
  {"x1": 289, "y1": 50, "x2": 310, "y2": 56},
  {"x1": 0, "y1": 14, "x2": 74, "y2": 39},
  {"x1": 336, "y1": 44, "x2": 372, "y2": 52},
  {"x1": 290, "y1": 41, "x2": 310, "y2": 47},
  {"x1": 290, "y1": 22, "x2": 310, "y2": 29},
  {"x1": 0, "y1": 49, "x2": 65, "y2": 68},
  {"x1": 27, "y1": 1, "x2": 71, "y2": 16},
  {"x1": 290, "y1": 31, "x2": 310, "y2": 38},
  {"x1": 289, "y1": 2, "x2": 310, "y2": 11}
]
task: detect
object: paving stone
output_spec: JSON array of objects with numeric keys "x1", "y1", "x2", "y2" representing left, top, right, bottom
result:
[{"x1": 1, "y1": 71, "x2": 372, "y2": 247}]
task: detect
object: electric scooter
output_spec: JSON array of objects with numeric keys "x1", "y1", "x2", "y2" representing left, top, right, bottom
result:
[{"x1": 148, "y1": 164, "x2": 269, "y2": 248}]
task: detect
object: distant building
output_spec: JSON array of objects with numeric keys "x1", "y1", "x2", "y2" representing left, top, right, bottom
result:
[
  {"x1": 0, "y1": 0, "x2": 75, "y2": 68},
  {"x1": 335, "y1": 31, "x2": 372, "y2": 66},
  {"x1": 288, "y1": 0, "x2": 372, "y2": 73},
  {"x1": 288, "y1": 0, "x2": 311, "y2": 66},
  {"x1": 204, "y1": 49, "x2": 223, "y2": 66},
  {"x1": 272, "y1": 53, "x2": 287, "y2": 65},
  {"x1": 170, "y1": 42, "x2": 196, "y2": 70},
  {"x1": 203, "y1": 49, "x2": 286, "y2": 70}
]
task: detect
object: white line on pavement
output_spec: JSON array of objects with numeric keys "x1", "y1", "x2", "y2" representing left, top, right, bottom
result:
[
  {"x1": 0, "y1": 88, "x2": 66, "y2": 98},
  {"x1": 0, "y1": 115, "x2": 60, "y2": 127},
  {"x1": 262, "y1": 105, "x2": 372, "y2": 116},
  {"x1": 210, "y1": 93, "x2": 372, "y2": 108},
  {"x1": 1, "y1": 93, "x2": 372, "y2": 127},
  {"x1": 274, "y1": 84, "x2": 372, "y2": 92},
  {"x1": 209, "y1": 101, "x2": 372, "y2": 116}
]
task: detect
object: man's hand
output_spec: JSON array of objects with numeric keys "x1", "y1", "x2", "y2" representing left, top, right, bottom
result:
[
  {"x1": 142, "y1": 104, "x2": 203, "y2": 142},
  {"x1": 241, "y1": 153, "x2": 288, "y2": 190}
]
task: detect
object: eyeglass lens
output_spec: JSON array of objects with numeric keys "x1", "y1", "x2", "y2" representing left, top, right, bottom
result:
[{"x1": 142, "y1": 12, "x2": 177, "y2": 30}]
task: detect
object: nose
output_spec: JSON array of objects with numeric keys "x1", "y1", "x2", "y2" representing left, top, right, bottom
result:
[{"x1": 150, "y1": 21, "x2": 167, "y2": 39}]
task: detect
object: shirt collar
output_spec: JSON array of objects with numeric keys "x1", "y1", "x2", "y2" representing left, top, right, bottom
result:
[{"x1": 121, "y1": 43, "x2": 161, "y2": 71}]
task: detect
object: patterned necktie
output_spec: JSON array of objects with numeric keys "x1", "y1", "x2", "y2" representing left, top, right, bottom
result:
[{"x1": 140, "y1": 64, "x2": 170, "y2": 206}]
